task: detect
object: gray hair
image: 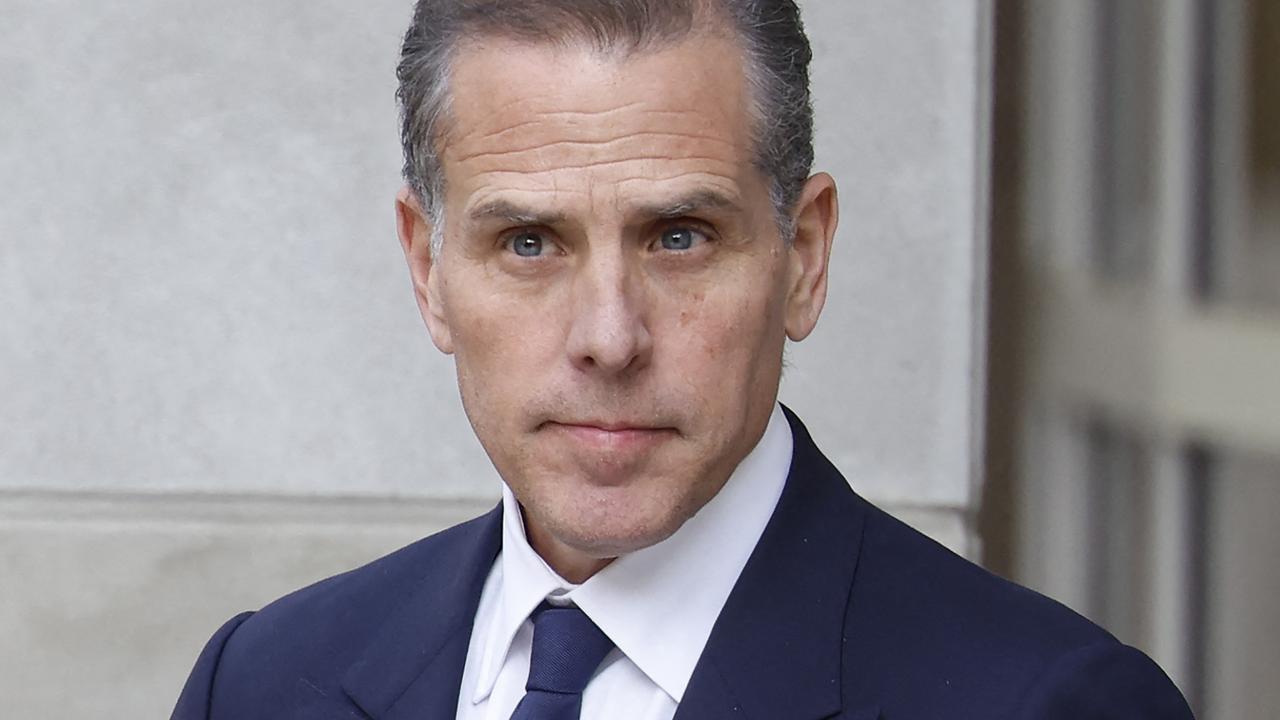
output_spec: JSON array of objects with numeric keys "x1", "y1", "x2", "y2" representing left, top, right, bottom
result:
[{"x1": 395, "y1": 0, "x2": 815, "y2": 255}]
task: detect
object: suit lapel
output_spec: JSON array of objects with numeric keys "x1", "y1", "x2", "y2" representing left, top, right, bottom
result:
[
  {"x1": 676, "y1": 407, "x2": 877, "y2": 720},
  {"x1": 341, "y1": 504, "x2": 503, "y2": 720}
]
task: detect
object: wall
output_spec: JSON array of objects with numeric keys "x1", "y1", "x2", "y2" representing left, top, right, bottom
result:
[{"x1": 0, "y1": 1, "x2": 992, "y2": 716}]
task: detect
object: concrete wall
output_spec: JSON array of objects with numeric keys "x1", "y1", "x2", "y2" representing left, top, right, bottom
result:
[{"x1": 0, "y1": 1, "x2": 991, "y2": 716}]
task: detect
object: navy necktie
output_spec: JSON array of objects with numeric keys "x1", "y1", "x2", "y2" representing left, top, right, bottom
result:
[{"x1": 509, "y1": 602, "x2": 615, "y2": 720}]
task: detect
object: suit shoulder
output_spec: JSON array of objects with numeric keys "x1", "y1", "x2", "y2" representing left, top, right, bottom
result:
[
  {"x1": 203, "y1": 508, "x2": 499, "y2": 715},
  {"x1": 853, "y1": 502, "x2": 1112, "y2": 651},
  {"x1": 255, "y1": 507, "x2": 498, "y2": 619},
  {"x1": 844, "y1": 504, "x2": 1189, "y2": 716},
  {"x1": 1012, "y1": 640, "x2": 1195, "y2": 718}
]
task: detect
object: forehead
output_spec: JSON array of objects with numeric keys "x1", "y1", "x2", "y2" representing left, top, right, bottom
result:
[{"x1": 438, "y1": 35, "x2": 760, "y2": 216}]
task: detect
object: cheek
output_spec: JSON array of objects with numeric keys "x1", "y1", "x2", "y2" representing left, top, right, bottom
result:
[
  {"x1": 446, "y1": 268, "x2": 561, "y2": 354},
  {"x1": 444, "y1": 279, "x2": 562, "y2": 420},
  {"x1": 666, "y1": 284, "x2": 783, "y2": 392}
]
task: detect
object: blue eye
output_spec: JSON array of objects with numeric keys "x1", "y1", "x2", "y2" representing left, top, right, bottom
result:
[
  {"x1": 510, "y1": 231, "x2": 545, "y2": 257},
  {"x1": 660, "y1": 227, "x2": 700, "y2": 251}
]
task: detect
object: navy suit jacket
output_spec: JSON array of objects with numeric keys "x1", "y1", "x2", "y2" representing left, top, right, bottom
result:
[{"x1": 173, "y1": 409, "x2": 1193, "y2": 719}]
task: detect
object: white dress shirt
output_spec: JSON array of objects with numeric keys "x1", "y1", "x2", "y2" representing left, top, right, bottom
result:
[{"x1": 455, "y1": 403, "x2": 793, "y2": 720}]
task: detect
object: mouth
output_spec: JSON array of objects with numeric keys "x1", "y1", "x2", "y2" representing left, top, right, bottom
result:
[{"x1": 541, "y1": 420, "x2": 678, "y2": 451}]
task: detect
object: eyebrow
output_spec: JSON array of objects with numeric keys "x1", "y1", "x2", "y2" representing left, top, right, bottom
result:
[
  {"x1": 466, "y1": 199, "x2": 566, "y2": 226},
  {"x1": 464, "y1": 189, "x2": 743, "y2": 226},
  {"x1": 642, "y1": 189, "x2": 743, "y2": 219}
]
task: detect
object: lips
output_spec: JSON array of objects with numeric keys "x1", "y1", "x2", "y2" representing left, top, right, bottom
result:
[{"x1": 542, "y1": 421, "x2": 677, "y2": 452}]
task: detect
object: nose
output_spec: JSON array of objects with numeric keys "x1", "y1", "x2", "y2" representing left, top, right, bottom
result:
[{"x1": 565, "y1": 254, "x2": 653, "y2": 375}]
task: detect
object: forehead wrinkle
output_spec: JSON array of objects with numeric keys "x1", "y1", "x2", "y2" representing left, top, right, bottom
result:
[
  {"x1": 469, "y1": 104, "x2": 732, "y2": 138},
  {"x1": 457, "y1": 168, "x2": 742, "y2": 200},
  {"x1": 453, "y1": 156, "x2": 742, "y2": 188},
  {"x1": 470, "y1": 103, "x2": 651, "y2": 144},
  {"x1": 448, "y1": 132, "x2": 744, "y2": 166}
]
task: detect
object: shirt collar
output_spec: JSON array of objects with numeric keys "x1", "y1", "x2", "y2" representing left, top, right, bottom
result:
[{"x1": 471, "y1": 403, "x2": 793, "y2": 704}]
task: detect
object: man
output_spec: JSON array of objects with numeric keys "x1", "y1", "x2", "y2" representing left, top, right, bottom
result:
[{"x1": 173, "y1": 1, "x2": 1194, "y2": 718}]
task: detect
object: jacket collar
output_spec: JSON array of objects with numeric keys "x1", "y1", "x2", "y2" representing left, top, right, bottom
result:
[
  {"x1": 341, "y1": 504, "x2": 503, "y2": 720},
  {"x1": 674, "y1": 406, "x2": 876, "y2": 720}
]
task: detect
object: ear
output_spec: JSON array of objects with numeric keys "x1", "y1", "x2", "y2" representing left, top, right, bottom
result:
[
  {"x1": 783, "y1": 172, "x2": 839, "y2": 341},
  {"x1": 396, "y1": 186, "x2": 454, "y2": 354}
]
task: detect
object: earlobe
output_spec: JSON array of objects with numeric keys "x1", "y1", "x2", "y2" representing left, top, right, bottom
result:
[
  {"x1": 784, "y1": 173, "x2": 839, "y2": 342},
  {"x1": 395, "y1": 187, "x2": 454, "y2": 354}
]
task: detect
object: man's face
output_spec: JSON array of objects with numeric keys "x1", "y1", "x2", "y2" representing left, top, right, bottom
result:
[{"x1": 399, "y1": 34, "x2": 835, "y2": 567}]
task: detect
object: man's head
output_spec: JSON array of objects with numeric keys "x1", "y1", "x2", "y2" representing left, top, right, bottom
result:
[{"x1": 394, "y1": 0, "x2": 838, "y2": 580}]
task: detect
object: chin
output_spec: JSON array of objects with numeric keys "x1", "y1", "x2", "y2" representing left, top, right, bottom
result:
[
  {"x1": 536, "y1": 485, "x2": 698, "y2": 558},
  {"x1": 560, "y1": 520, "x2": 680, "y2": 559}
]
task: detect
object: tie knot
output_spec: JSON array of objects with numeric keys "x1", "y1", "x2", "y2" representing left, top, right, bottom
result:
[{"x1": 525, "y1": 602, "x2": 615, "y2": 695}]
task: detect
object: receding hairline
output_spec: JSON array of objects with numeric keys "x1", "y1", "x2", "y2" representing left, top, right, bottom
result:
[
  {"x1": 448, "y1": 18, "x2": 740, "y2": 65},
  {"x1": 443, "y1": 0, "x2": 729, "y2": 54},
  {"x1": 429, "y1": 20, "x2": 754, "y2": 152}
]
